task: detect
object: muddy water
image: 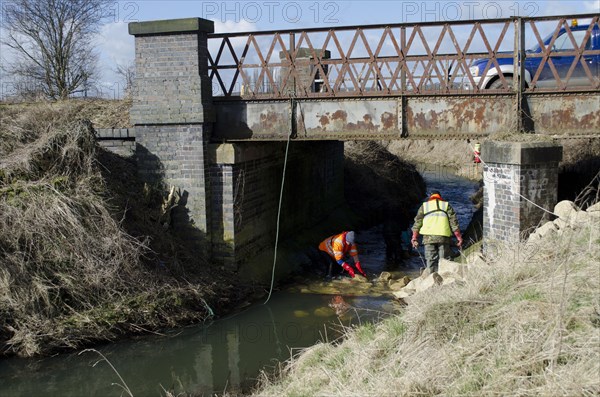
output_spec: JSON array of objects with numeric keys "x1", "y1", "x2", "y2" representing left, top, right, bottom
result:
[
  {"x1": 0, "y1": 293, "x2": 395, "y2": 397},
  {"x1": 0, "y1": 165, "x2": 478, "y2": 397}
]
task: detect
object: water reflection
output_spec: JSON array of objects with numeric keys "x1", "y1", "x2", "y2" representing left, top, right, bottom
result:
[{"x1": 0, "y1": 293, "x2": 390, "y2": 397}]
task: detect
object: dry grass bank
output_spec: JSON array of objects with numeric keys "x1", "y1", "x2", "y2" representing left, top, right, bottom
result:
[
  {"x1": 0, "y1": 103, "x2": 246, "y2": 357},
  {"x1": 0, "y1": 98, "x2": 132, "y2": 128},
  {"x1": 254, "y1": 206, "x2": 600, "y2": 396}
]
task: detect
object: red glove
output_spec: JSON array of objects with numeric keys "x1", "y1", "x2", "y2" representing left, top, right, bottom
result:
[
  {"x1": 341, "y1": 262, "x2": 355, "y2": 278},
  {"x1": 354, "y1": 261, "x2": 367, "y2": 277},
  {"x1": 454, "y1": 230, "x2": 463, "y2": 248},
  {"x1": 411, "y1": 231, "x2": 419, "y2": 248}
]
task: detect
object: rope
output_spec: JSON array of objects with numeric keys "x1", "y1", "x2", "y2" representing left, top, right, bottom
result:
[
  {"x1": 467, "y1": 140, "x2": 560, "y2": 218},
  {"x1": 264, "y1": 96, "x2": 295, "y2": 305}
]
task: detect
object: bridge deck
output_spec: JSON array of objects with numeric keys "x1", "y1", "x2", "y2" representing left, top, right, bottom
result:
[{"x1": 208, "y1": 13, "x2": 599, "y2": 140}]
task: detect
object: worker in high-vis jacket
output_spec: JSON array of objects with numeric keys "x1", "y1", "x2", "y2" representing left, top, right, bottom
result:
[
  {"x1": 318, "y1": 231, "x2": 367, "y2": 278},
  {"x1": 411, "y1": 190, "x2": 463, "y2": 273}
]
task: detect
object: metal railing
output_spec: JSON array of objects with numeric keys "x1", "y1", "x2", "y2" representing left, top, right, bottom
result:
[{"x1": 208, "y1": 13, "x2": 600, "y2": 99}]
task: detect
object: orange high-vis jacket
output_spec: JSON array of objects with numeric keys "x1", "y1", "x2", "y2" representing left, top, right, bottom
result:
[{"x1": 319, "y1": 232, "x2": 358, "y2": 265}]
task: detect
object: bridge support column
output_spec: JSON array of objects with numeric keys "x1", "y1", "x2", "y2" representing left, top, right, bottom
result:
[
  {"x1": 129, "y1": 18, "x2": 215, "y2": 246},
  {"x1": 482, "y1": 141, "x2": 562, "y2": 245},
  {"x1": 209, "y1": 141, "x2": 344, "y2": 275}
]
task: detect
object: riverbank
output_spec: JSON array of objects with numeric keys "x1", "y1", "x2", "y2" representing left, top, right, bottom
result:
[
  {"x1": 0, "y1": 103, "x2": 258, "y2": 357},
  {"x1": 254, "y1": 201, "x2": 600, "y2": 396},
  {"x1": 0, "y1": 100, "x2": 427, "y2": 358}
]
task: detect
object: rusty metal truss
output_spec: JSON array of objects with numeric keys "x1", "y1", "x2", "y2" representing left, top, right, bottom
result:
[{"x1": 208, "y1": 13, "x2": 600, "y2": 99}]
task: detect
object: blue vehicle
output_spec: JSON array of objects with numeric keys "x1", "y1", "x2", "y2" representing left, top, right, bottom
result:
[{"x1": 465, "y1": 20, "x2": 600, "y2": 89}]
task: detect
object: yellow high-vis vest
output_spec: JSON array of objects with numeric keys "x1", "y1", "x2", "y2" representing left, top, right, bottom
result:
[{"x1": 420, "y1": 199, "x2": 452, "y2": 236}]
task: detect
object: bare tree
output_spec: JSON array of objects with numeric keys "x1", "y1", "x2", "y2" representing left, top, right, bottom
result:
[
  {"x1": 1, "y1": 0, "x2": 110, "y2": 99},
  {"x1": 115, "y1": 61, "x2": 135, "y2": 98}
]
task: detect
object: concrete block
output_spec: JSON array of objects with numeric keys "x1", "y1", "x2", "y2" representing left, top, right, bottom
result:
[
  {"x1": 438, "y1": 259, "x2": 466, "y2": 278},
  {"x1": 415, "y1": 272, "x2": 443, "y2": 293},
  {"x1": 392, "y1": 290, "x2": 414, "y2": 299},
  {"x1": 482, "y1": 141, "x2": 562, "y2": 165},
  {"x1": 554, "y1": 200, "x2": 578, "y2": 221}
]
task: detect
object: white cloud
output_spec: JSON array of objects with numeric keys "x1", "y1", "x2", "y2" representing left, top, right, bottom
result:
[
  {"x1": 94, "y1": 21, "x2": 134, "y2": 98},
  {"x1": 97, "y1": 21, "x2": 134, "y2": 67},
  {"x1": 214, "y1": 19, "x2": 256, "y2": 34}
]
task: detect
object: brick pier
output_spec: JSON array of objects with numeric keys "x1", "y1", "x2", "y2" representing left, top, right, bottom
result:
[{"x1": 482, "y1": 141, "x2": 563, "y2": 244}]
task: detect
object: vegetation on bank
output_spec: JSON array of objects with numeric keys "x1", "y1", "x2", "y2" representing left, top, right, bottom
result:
[
  {"x1": 254, "y1": 202, "x2": 600, "y2": 396},
  {"x1": 0, "y1": 102, "x2": 248, "y2": 357},
  {"x1": 0, "y1": 100, "x2": 427, "y2": 358}
]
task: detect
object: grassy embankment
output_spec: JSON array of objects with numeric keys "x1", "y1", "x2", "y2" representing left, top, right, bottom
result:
[
  {"x1": 254, "y1": 202, "x2": 600, "y2": 396},
  {"x1": 0, "y1": 101, "x2": 251, "y2": 357},
  {"x1": 0, "y1": 100, "x2": 427, "y2": 358}
]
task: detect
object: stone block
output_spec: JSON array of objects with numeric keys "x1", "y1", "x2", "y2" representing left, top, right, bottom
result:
[
  {"x1": 438, "y1": 259, "x2": 465, "y2": 278},
  {"x1": 554, "y1": 200, "x2": 578, "y2": 222},
  {"x1": 389, "y1": 276, "x2": 411, "y2": 291},
  {"x1": 404, "y1": 277, "x2": 420, "y2": 292},
  {"x1": 442, "y1": 277, "x2": 458, "y2": 286},
  {"x1": 415, "y1": 272, "x2": 443, "y2": 293},
  {"x1": 535, "y1": 221, "x2": 558, "y2": 239},
  {"x1": 377, "y1": 272, "x2": 392, "y2": 283},
  {"x1": 586, "y1": 202, "x2": 600, "y2": 214},
  {"x1": 392, "y1": 290, "x2": 414, "y2": 299}
]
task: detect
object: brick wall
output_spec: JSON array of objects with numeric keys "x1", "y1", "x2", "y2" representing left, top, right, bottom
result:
[
  {"x1": 130, "y1": 28, "x2": 213, "y2": 124},
  {"x1": 129, "y1": 18, "x2": 215, "y2": 240},
  {"x1": 95, "y1": 128, "x2": 135, "y2": 157},
  {"x1": 210, "y1": 141, "x2": 344, "y2": 270},
  {"x1": 136, "y1": 124, "x2": 212, "y2": 235},
  {"x1": 482, "y1": 141, "x2": 562, "y2": 244}
]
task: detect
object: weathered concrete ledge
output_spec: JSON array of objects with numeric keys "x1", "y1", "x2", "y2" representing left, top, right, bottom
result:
[
  {"x1": 482, "y1": 141, "x2": 563, "y2": 165},
  {"x1": 128, "y1": 17, "x2": 214, "y2": 36}
]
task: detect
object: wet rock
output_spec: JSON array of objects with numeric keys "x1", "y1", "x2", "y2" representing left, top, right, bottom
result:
[
  {"x1": 314, "y1": 307, "x2": 335, "y2": 317},
  {"x1": 389, "y1": 276, "x2": 411, "y2": 291},
  {"x1": 294, "y1": 310, "x2": 310, "y2": 318},
  {"x1": 381, "y1": 302, "x2": 402, "y2": 312},
  {"x1": 415, "y1": 272, "x2": 443, "y2": 293},
  {"x1": 353, "y1": 275, "x2": 369, "y2": 283},
  {"x1": 377, "y1": 272, "x2": 392, "y2": 283},
  {"x1": 333, "y1": 277, "x2": 354, "y2": 285},
  {"x1": 309, "y1": 285, "x2": 342, "y2": 295},
  {"x1": 370, "y1": 285, "x2": 390, "y2": 295}
]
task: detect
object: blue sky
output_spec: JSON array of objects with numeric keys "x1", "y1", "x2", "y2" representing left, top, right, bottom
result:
[{"x1": 1, "y1": 0, "x2": 599, "y2": 98}]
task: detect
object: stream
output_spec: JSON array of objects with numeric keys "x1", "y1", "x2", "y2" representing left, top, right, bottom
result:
[{"x1": 0, "y1": 164, "x2": 478, "y2": 397}]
